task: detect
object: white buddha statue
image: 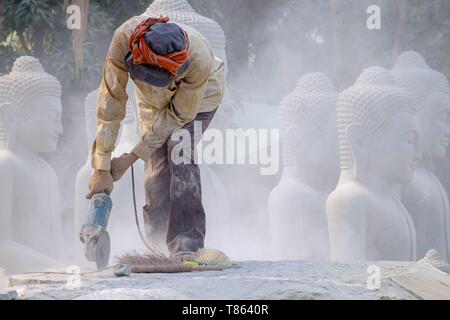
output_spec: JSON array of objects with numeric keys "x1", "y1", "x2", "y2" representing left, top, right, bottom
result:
[
  {"x1": 74, "y1": 85, "x2": 146, "y2": 257},
  {"x1": 268, "y1": 73, "x2": 339, "y2": 261},
  {"x1": 392, "y1": 51, "x2": 450, "y2": 262},
  {"x1": 327, "y1": 66, "x2": 419, "y2": 262},
  {"x1": 0, "y1": 56, "x2": 65, "y2": 274}
]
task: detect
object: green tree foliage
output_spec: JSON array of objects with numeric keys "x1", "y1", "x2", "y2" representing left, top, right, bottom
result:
[
  {"x1": 0, "y1": 0, "x2": 149, "y2": 93},
  {"x1": 1, "y1": 0, "x2": 450, "y2": 100},
  {"x1": 192, "y1": 0, "x2": 450, "y2": 100}
]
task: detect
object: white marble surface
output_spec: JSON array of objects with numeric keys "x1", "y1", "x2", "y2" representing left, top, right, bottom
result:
[{"x1": 2, "y1": 260, "x2": 450, "y2": 300}]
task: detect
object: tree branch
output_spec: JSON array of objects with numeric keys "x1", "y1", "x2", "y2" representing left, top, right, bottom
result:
[{"x1": 18, "y1": 31, "x2": 31, "y2": 55}]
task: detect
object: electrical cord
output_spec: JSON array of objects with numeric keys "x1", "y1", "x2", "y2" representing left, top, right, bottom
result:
[{"x1": 131, "y1": 164, "x2": 155, "y2": 252}]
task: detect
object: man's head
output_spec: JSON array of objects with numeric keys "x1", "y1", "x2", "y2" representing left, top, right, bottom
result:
[
  {"x1": 0, "y1": 56, "x2": 63, "y2": 154},
  {"x1": 125, "y1": 17, "x2": 190, "y2": 87}
]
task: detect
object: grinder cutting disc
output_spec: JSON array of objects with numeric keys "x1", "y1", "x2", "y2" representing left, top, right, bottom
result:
[{"x1": 95, "y1": 230, "x2": 110, "y2": 270}]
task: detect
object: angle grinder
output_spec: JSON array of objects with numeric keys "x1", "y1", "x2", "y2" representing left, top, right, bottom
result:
[{"x1": 79, "y1": 192, "x2": 112, "y2": 269}]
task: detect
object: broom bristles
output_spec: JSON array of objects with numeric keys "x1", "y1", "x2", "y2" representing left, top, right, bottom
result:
[{"x1": 115, "y1": 249, "x2": 176, "y2": 267}]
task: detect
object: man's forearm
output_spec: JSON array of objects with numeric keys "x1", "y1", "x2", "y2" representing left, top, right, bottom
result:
[
  {"x1": 91, "y1": 54, "x2": 129, "y2": 170},
  {"x1": 91, "y1": 123, "x2": 120, "y2": 171},
  {"x1": 131, "y1": 141, "x2": 153, "y2": 162}
]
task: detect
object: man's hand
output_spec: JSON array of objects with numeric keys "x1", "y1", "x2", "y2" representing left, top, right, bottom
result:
[
  {"x1": 110, "y1": 153, "x2": 139, "y2": 182},
  {"x1": 85, "y1": 170, "x2": 114, "y2": 199}
]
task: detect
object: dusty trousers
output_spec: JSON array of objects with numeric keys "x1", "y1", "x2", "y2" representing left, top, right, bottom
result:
[{"x1": 142, "y1": 107, "x2": 218, "y2": 256}]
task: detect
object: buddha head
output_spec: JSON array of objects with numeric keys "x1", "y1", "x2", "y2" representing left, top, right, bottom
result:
[
  {"x1": 392, "y1": 51, "x2": 450, "y2": 161},
  {"x1": 279, "y1": 73, "x2": 339, "y2": 183},
  {"x1": 338, "y1": 66, "x2": 420, "y2": 184},
  {"x1": 0, "y1": 56, "x2": 62, "y2": 154},
  {"x1": 145, "y1": 0, "x2": 194, "y2": 13}
]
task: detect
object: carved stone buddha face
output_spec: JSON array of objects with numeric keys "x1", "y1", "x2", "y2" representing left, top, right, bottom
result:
[
  {"x1": 0, "y1": 56, "x2": 62, "y2": 155},
  {"x1": 286, "y1": 104, "x2": 339, "y2": 185},
  {"x1": 392, "y1": 51, "x2": 450, "y2": 162},
  {"x1": 356, "y1": 110, "x2": 419, "y2": 185},
  {"x1": 418, "y1": 92, "x2": 450, "y2": 159},
  {"x1": 338, "y1": 66, "x2": 420, "y2": 185},
  {"x1": 14, "y1": 95, "x2": 63, "y2": 154}
]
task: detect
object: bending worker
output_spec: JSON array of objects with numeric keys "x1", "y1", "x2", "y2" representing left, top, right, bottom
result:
[{"x1": 85, "y1": 15, "x2": 225, "y2": 261}]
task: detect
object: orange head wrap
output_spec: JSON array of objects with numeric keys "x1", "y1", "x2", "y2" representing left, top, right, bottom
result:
[{"x1": 128, "y1": 16, "x2": 190, "y2": 77}]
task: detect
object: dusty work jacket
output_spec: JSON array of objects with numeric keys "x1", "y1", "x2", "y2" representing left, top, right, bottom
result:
[{"x1": 92, "y1": 15, "x2": 225, "y2": 171}]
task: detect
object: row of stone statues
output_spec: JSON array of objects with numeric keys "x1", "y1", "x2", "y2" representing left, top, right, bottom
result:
[
  {"x1": 0, "y1": 53, "x2": 449, "y2": 273},
  {"x1": 270, "y1": 51, "x2": 450, "y2": 263},
  {"x1": 0, "y1": 56, "x2": 66, "y2": 273}
]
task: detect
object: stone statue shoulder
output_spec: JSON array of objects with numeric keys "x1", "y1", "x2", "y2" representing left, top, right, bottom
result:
[
  {"x1": 327, "y1": 181, "x2": 372, "y2": 219},
  {"x1": 0, "y1": 149, "x2": 20, "y2": 175},
  {"x1": 0, "y1": 150, "x2": 57, "y2": 183},
  {"x1": 269, "y1": 178, "x2": 323, "y2": 212}
]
